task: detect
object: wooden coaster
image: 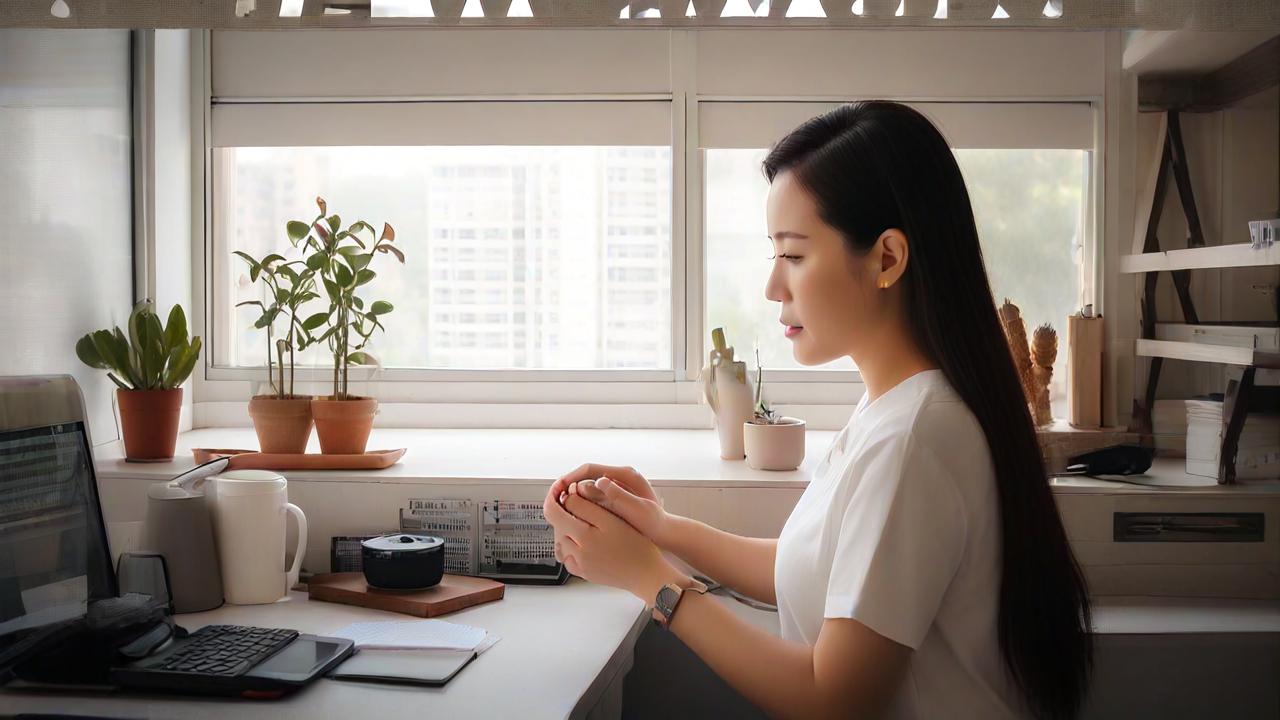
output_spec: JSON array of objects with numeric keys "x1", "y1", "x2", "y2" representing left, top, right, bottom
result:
[{"x1": 307, "y1": 572, "x2": 505, "y2": 618}]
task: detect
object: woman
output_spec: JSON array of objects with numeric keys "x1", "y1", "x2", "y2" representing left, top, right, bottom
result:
[{"x1": 543, "y1": 101, "x2": 1091, "y2": 719}]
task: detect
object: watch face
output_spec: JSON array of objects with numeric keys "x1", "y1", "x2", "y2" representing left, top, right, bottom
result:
[{"x1": 656, "y1": 586, "x2": 680, "y2": 615}]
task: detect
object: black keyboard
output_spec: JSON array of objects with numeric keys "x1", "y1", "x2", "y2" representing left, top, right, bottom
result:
[{"x1": 149, "y1": 625, "x2": 298, "y2": 677}]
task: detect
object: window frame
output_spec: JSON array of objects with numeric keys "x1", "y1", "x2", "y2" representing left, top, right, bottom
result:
[{"x1": 194, "y1": 29, "x2": 1105, "y2": 414}]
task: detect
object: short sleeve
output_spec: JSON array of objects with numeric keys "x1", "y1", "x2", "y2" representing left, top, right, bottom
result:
[{"x1": 823, "y1": 438, "x2": 968, "y2": 649}]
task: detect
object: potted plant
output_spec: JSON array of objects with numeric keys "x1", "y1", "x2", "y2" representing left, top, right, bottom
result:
[
  {"x1": 75, "y1": 300, "x2": 202, "y2": 461},
  {"x1": 292, "y1": 196, "x2": 404, "y2": 454},
  {"x1": 234, "y1": 242, "x2": 322, "y2": 454},
  {"x1": 742, "y1": 349, "x2": 806, "y2": 471}
]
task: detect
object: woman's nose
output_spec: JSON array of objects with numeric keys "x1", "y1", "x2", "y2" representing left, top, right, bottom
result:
[{"x1": 764, "y1": 261, "x2": 788, "y2": 303}]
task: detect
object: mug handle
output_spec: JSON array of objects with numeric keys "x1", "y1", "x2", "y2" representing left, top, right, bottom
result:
[{"x1": 283, "y1": 503, "x2": 308, "y2": 591}]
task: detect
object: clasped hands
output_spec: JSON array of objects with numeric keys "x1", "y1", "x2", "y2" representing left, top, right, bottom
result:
[{"x1": 542, "y1": 464, "x2": 687, "y2": 602}]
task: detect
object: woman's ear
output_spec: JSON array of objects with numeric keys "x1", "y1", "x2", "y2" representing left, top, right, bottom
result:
[{"x1": 875, "y1": 229, "x2": 910, "y2": 289}]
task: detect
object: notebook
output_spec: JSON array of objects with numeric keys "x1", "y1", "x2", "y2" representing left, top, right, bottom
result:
[
  {"x1": 328, "y1": 648, "x2": 476, "y2": 686},
  {"x1": 328, "y1": 619, "x2": 499, "y2": 653}
]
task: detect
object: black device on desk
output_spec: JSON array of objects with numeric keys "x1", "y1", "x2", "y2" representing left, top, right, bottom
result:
[{"x1": 0, "y1": 382, "x2": 353, "y2": 699}]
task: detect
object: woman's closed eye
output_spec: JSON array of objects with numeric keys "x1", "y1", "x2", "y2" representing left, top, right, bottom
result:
[{"x1": 769, "y1": 253, "x2": 803, "y2": 263}]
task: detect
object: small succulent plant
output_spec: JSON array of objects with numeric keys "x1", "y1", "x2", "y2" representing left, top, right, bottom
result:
[
  {"x1": 75, "y1": 300, "x2": 201, "y2": 390},
  {"x1": 752, "y1": 345, "x2": 780, "y2": 424}
]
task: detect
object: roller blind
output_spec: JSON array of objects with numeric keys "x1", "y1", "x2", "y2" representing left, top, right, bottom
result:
[
  {"x1": 698, "y1": 101, "x2": 1096, "y2": 150},
  {"x1": 211, "y1": 100, "x2": 672, "y2": 147}
]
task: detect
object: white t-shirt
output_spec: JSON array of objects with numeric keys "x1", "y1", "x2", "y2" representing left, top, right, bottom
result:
[{"x1": 774, "y1": 369, "x2": 1023, "y2": 719}]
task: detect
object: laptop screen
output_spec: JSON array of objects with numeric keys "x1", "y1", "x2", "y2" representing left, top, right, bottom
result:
[{"x1": 0, "y1": 421, "x2": 115, "y2": 653}]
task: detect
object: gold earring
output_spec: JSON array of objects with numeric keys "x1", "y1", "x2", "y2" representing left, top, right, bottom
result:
[{"x1": 878, "y1": 280, "x2": 889, "y2": 289}]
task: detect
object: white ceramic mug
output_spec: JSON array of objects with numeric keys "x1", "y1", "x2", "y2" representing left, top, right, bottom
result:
[{"x1": 209, "y1": 470, "x2": 307, "y2": 605}]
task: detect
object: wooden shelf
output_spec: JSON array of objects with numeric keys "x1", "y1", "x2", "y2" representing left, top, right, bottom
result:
[
  {"x1": 1135, "y1": 339, "x2": 1280, "y2": 368},
  {"x1": 1120, "y1": 242, "x2": 1280, "y2": 274},
  {"x1": 1051, "y1": 457, "x2": 1280, "y2": 493}
]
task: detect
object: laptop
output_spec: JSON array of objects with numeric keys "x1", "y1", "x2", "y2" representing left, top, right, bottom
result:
[{"x1": 0, "y1": 375, "x2": 353, "y2": 698}]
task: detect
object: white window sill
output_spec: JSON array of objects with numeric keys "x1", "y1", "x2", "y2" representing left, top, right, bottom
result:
[
  {"x1": 93, "y1": 427, "x2": 837, "y2": 489},
  {"x1": 93, "y1": 428, "x2": 1280, "y2": 496}
]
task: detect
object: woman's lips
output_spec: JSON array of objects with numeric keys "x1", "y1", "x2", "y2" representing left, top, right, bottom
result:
[{"x1": 784, "y1": 325, "x2": 804, "y2": 338}]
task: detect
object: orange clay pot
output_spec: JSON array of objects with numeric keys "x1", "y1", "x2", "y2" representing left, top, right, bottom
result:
[
  {"x1": 311, "y1": 396, "x2": 378, "y2": 455},
  {"x1": 248, "y1": 395, "x2": 314, "y2": 454},
  {"x1": 117, "y1": 388, "x2": 183, "y2": 461}
]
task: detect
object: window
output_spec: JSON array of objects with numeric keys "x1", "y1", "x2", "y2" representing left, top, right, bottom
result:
[
  {"x1": 701, "y1": 102, "x2": 1094, "y2": 408},
  {"x1": 211, "y1": 102, "x2": 673, "y2": 372},
  {"x1": 206, "y1": 30, "x2": 1103, "y2": 411}
]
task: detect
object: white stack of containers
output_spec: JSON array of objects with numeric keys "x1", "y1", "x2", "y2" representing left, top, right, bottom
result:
[{"x1": 1185, "y1": 398, "x2": 1280, "y2": 479}]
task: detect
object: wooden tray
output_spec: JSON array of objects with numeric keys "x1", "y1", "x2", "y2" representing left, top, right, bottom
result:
[
  {"x1": 307, "y1": 572, "x2": 505, "y2": 618},
  {"x1": 192, "y1": 448, "x2": 406, "y2": 470}
]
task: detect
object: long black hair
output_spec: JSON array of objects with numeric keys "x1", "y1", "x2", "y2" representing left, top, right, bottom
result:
[{"x1": 764, "y1": 101, "x2": 1092, "y2": 719}]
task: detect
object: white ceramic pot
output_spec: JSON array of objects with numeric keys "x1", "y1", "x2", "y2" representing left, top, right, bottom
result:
[
  {"x1": 743, "y1": 417, "x2": 806, "y2": 471},
  {"x1": 209, "y1": 470, "x2": 307, "y2": 605}
]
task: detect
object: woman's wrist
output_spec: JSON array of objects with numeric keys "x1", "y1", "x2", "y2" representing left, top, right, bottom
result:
[
  {"x1": 631, "y1": 558, "x2": 691, "y2": 605},
  {"x1": 650, "y1": 510, "x2": 682, "y2": 552}
]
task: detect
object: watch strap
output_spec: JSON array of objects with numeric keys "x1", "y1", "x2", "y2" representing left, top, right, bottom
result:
[{"x1": 651, "y1": 578, "x2": 708, "y2": 628}]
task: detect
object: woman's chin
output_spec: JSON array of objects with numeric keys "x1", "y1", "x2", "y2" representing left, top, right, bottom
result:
[{"x1": 791, "y1": 340, "x2": 840, "y2": 367}]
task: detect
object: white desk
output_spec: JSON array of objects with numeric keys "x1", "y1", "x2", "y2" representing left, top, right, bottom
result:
[{"x1": 1, "y1": 580, "x2": 648, "y2": 720}]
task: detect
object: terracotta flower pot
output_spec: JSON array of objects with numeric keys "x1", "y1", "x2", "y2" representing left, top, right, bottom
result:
[
  {"x1": 248, "y1": 395, "x2": 314, "y2": 454},
  {"x1": 311, "y1": 396, "x2": 377, "y2": 455},
  {"x1": 117, "y1": 388, "x2": 183, "y2": 461}
]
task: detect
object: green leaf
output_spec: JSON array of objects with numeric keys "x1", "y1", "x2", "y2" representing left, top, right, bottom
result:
[
  {"x1": 162, "y1": 338, "x2": 201, "y2": 389},
  {"x1": 347, "y1": 253, "x2": 372, "y2": 272},
  {"x1": 90, "y1": 330, "x2": 131, "y2": 387},
  {"x1": 334, "y1": 263, "x2": 353, "y2": 288},
  {"x1": 328, "y1": 215, "x2": 341, "y2": 233},
  {"x1": 352, "y1": 296, "x2": 364, "y2": 310},
  {"x1": 296, "y1": 291, "x2": 320, "y2": 304},
  {"x1": 260, "y1": 253, "x2": 286, "y2": 270},
  {"x1": 144, "y1": 337, "x2": 166, "y2": 389},
  {"x1": 315, "y1": 327, "x2": 338, "y2": 345},
  {"x1": 163, "y1": 305, "x2": 187, "y2": 354},
  {"x1": 368, "y1": 300, "x2": 394, "y2": 316},
  {"x1": 106, "y1": 373, "x2": 131, "y2": 391},
  {"x1": 254, "y1": 305, "x2": 280, "y2": 329},
  {"x1": 302, "y1": 311, "x2": 330, "y2": 331},
  {"x1": 287, "y1": 220, "x2": 311, "y2": 243},
  {"x1": 305, "y1": 252, "x2": 327, "y2": 272},
  {"x1": 323, "y1": 279, "x2": 341, "y2": 302},
  {"x1": 235, "y1": 300, "x2": 265, "y2": 310},
  {"x1": 337, "y1": 246, "x2": 364, "y2": 257},
  {"x1": 346, "y1": 351, "x2": 377, "y2": 366},
  {"x1": 355, "y1": 269, "x2": 376, "y2": 287},
  {"x1": 232, "y1": 251, "x2": 261, "y2": 279},
  {"x1": 127, "y1": 302, "x2": 147, "y2": 357},
  {"x1": 144, "y1": 313, "x2": 165, "y2": 388},
  {"x1": 110, "y1": 328, "x2": 141, "y2": 388},
  {"x1": 75, "y1": 334, "x2": 108, "y2": 369},
  {"x1": 275, "y1": 288, "x2": 290, "y2": 305}
]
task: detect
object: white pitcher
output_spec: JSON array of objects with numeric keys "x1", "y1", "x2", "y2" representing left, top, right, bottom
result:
[{"x1": 208, "y1": 470, "x2": 307, "y2": 605}]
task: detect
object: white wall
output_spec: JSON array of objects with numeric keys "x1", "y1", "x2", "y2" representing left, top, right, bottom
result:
[{"x1": 0, "y1": 30, "x2": 134, "y2": 443}]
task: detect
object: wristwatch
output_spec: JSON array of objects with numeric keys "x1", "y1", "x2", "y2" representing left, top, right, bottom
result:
[{"x1": 651, "y1": 578, "x2": 708, "y2": 629}]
